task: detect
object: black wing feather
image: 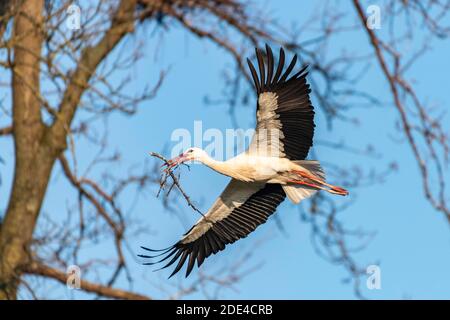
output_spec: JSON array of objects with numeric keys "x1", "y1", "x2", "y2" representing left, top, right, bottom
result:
[
  {"x1": 256, "y1": 48, "x2": 265, "y2": 90},
  {"x1": 140, "y1": 184, "x2": 285, "y2": 278},
  {"x1": 247, "y1": 58, "x2": 260, "y2": 94},
  {"x1": 265, "y1": 44, "x2": 274, "y2": 86},
  {"x1": 279, "y1": 54, "x2": 297, "y2": 83},
  {"x1": 273, "y1": 47, "x2": 285, "y2": 84}
]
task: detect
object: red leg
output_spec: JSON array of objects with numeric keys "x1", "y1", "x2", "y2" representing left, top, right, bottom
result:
[
  {"x1": 287, "y1": 179, "x2": 321, "y2": 189},
  {"x1": 289, "y1": 170, "x2": 349, "y2": 196}
]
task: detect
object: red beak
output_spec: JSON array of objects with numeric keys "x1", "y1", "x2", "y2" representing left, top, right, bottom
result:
[{"x1": 161, "y1": 153, "x2": 187, "y2": 172}]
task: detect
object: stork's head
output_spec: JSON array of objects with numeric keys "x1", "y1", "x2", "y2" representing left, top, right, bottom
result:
[
  {"x1": 180, "y1": 147, "x2": 208, "y2": 162},
  {"x1": 164, "y1": 147, "x2": 207, "y2": 170}
]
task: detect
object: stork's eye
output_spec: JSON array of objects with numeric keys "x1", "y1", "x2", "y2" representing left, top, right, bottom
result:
[{"x1": 188, "y1": 149, "x2": 193, "y2": 153}]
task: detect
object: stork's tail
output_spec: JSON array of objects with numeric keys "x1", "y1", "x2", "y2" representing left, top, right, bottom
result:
[{"x1": 282, "y1": 160, "x2": 348, "y2": 204}]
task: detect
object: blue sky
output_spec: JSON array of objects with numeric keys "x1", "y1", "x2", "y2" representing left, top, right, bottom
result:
[{"x1": 1, "y1": 0, "x2": 449, "y2": 299}]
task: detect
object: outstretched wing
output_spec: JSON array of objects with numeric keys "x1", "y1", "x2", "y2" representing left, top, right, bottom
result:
[
  {"x1": 139, "y1": 179, "x2": 286, "y2": 278},
  {"x1": 247, "y1": 44, "x2": 315, "y2": 160}
]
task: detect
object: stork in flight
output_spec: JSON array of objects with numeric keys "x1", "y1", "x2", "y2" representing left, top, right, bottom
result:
[{"x1": 140, "y1": 45, "x2": 348, "y2": 278}]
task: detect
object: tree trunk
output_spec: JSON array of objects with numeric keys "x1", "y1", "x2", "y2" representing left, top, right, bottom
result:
[
  {"x1": 0, "y1": 0, "x2": 47, "y2": 300},
  {"x1": 0, "y1": 0, "x2": 137, "y2": 299}
]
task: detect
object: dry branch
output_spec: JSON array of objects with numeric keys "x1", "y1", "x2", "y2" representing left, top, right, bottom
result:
[
  {"x1": 0, "y1": 125, "x2": 12, "y2": 136},
  {"x1": 149, "y1": 152, "x2": 205, "y2": 217},
  {"x1": 24, "y1": 262, "x2": 150, "y2": 300},
  {"x1": 353, "y1": 0, "x2": 450, "y2": 221}
]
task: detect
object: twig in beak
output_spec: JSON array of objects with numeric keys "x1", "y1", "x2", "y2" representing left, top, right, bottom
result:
[{"x1": 149, "y1": 152, "x2": 205, "y2": 217}]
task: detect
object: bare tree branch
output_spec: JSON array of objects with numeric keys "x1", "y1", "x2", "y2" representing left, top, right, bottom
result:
[
  {"x1": 0, "y1": 125, "x2": 12, "y2": 136},
  {"x1": 24, "y1": 261, "x2": 151, "y2": 300},
  {"x1": 50, "y1": 0, "x2": 139, "y2": 149},
  {"x1": 353, "y1": 0, "x2": 450, "y2": 222}
]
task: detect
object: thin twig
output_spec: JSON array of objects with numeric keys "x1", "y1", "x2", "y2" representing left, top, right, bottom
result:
[{"x1": 149, "y1": 152, "x2": 205, "y2": 217}]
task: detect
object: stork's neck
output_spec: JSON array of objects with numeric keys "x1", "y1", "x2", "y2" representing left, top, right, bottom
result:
[
  {"x1": 198, "y1": 154, "x2": 223, "y2": 172},
  {"x1": 198, "y1": 154, "x2": 251, "y2": 182}
]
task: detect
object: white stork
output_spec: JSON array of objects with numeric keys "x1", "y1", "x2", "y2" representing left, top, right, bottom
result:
[{"x1": 140, "y1": 45, "x2": 348, "y2": 278}]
